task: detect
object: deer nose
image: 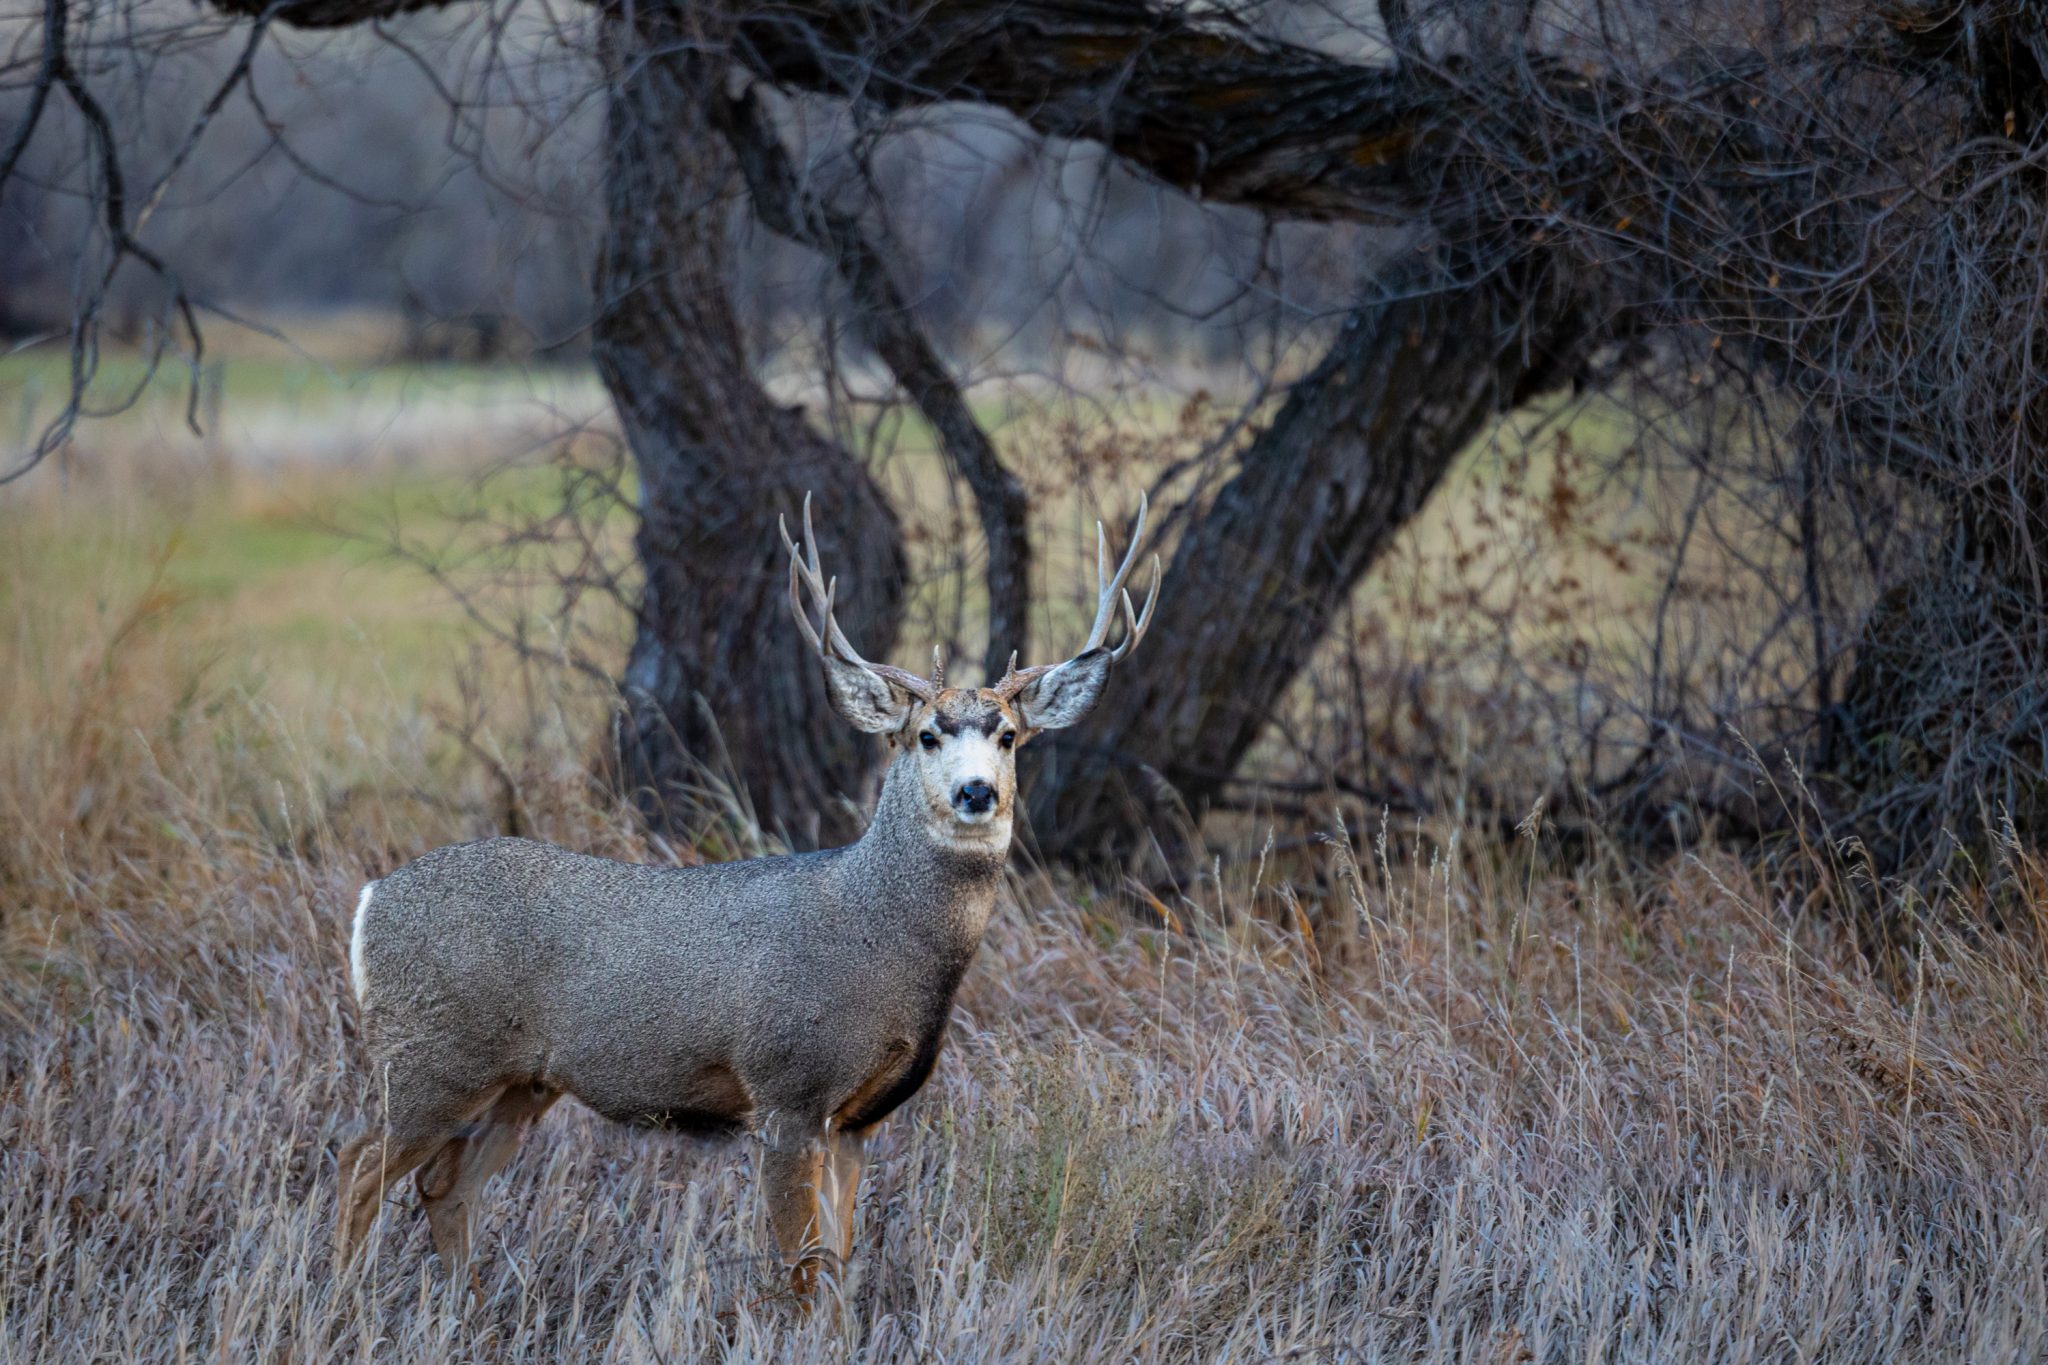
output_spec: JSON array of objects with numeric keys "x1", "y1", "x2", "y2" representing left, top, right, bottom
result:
[{"x1": 953, "y1": 779, "x2": 997, "y2": 815}]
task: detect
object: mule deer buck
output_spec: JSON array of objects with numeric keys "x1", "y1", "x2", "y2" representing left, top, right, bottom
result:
[{"x1": 337, "y1": 495, "x2": 1159, "y2": 1294}]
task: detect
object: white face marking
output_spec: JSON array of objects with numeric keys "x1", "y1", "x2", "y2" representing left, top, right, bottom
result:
[
  {"x1": 909, "y1": 702, "x2": 1021, "y2": 845},
  {"x1": 936, "y1": 732, "x2": 1005, "y2": 825}
]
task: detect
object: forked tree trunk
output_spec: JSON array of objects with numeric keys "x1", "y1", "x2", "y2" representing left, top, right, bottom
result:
[
  {"x1": 597, "y1": 14, "x2": 905, "y2": 848},
  {"x1": 592, "y1": 10, "x2": 1595, "y2": 866},
  {"x1": 1024, "y1": 260, "x2": 1596, "y2": 867}
]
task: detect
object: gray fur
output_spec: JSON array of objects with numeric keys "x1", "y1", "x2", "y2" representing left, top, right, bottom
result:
[
  {"x1": 336, "y1": 503, "x2": 1153, "y2": 1291},
  {"x1": 335, "y1": 692, "x2": 1036, "y2": 1288},
  {"x1": 352, "y1": 755, "x2": 1000, "y2": 1143},
  {"x1": 1014, "y1": 648, "x2": 1113, "y2": 733},
  {"x1": 819, "y1": 655, "x2": 916, "y2": 734}
]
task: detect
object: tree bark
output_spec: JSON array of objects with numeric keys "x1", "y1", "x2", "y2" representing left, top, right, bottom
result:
[
  {"x1": 1024, "y1": 258, "x2": 1597, "y2": 867},
  {"x1": 597, "y1": 13, "x2": 906, "y2": 847},
  {"x1": 218, "y1": 0, "x2": 1435, "y2": 222},
  {"x1": 727, "y1": 0, "x2": 1427, "y2": 221}
]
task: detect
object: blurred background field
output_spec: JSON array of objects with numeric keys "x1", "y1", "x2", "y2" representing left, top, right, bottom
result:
[
  {"x1": 10, "y1": 0, "x2": 2047, "y2": 1346},
  {"x1": 6, "y1": 334, "x2": 2048, "y2": 1359},
  {"x1": 0, "y1": 330, "x2": 1734, "y2": 826}
]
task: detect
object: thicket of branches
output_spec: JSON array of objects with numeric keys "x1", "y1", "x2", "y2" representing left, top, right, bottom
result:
[{"x1": 8, "y1": 0, "x2": 2048, "y2": 899}]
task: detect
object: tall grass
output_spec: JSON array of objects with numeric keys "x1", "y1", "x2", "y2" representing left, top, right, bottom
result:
[{"x1": 6, "y1": 516, "x2": 2048, "y2": 1363}]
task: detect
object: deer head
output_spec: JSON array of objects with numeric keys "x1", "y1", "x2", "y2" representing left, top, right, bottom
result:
[{"x1": 781, "y1": 493, "x2": 1160, "y2": 844}]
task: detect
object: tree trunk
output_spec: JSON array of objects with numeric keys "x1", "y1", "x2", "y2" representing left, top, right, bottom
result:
[
  {"x1": 597, "y1": 13, "x2": 906, "y2": 847},
  {"x1": 1831, "y1": 487, "x2": 2048, "y2": 877},
  {"x1": 1024, "y1": 258, "x2": 1596, "y2": 867}
]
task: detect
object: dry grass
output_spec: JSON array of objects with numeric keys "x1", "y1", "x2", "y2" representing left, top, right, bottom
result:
[
  {"x1": 6, "y1": 373, "x2": 2048, "y2": 1362},
  {"x1": 6, "y1": 527, "x2": 2048, "y2": 1364}
]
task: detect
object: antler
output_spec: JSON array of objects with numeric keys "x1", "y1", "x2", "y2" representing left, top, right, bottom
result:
[
  {"x1": 781, "y1": 493, "x2": 942, "y2": 702},
  {"x1": 991, "y1": 493, "x2": 1162, "y2": 699}
]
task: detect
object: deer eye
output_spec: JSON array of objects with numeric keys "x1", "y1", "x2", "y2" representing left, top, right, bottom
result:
[
  {"x1": 997, "y1": 730, "x2": 1016, "y2": 750},
  {"x1": 919, "y1": 732, "x2": 941, "y2": 752}
]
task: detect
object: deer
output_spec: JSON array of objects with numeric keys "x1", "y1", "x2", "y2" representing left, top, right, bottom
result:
[{"x1": 335, "y1": 493, "x2": 1160, "y2": 1296}]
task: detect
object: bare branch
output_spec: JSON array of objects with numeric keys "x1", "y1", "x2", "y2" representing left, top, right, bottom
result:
[
  {"x1": 0, "y1": 0, "x2": 63, "y2": 194},
  {"x1": 719, "y1": 85, "x2": 1033, "y2": 682},
  {"x1": 728, "y1": 0, "x2": 1424, "y2": 222},
  {"x1": 1376, "y1": 0, "x2": 1414, "y2": 63},
  {"x1": 207, "y1": 0, "x2": 454, "y2": 28},
  {"x1": 4, "y1": 1, "x2": 282, "y2": 482}
]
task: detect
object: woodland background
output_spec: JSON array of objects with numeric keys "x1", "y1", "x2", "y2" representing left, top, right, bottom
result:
[{"x1": 8, "y1": 0, "x2": 2048, "y2": 1359}]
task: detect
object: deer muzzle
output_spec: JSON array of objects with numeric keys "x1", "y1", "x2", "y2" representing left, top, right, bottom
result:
[{"x1": 952, "y1": 779, "x2": 998, "y2": 820}]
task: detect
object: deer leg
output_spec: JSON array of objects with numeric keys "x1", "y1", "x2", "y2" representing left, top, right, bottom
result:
[
  {"x1": 415, "y1": 1134, "x2": 478, "y2": 1268},
  {"x1": 416, "y1": 1084, "x2": 559, "y2": 1273},
  {"x1": 820, "y1": 1128, "x2": 868, "y2": 1272},
  {"x1": 335, "y1": 1128, "x2": 456, "y2": 1266},
  {"x1": 759, "y1": 1141, "x2": 829, "y2": 1296}
]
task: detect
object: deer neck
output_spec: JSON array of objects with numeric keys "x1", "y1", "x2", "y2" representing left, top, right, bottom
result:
[{"x1": 841, "y1": 752, "x2": 1006, "y2": 949}]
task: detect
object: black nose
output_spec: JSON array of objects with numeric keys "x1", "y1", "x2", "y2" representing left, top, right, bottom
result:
[{"x1": 953, "y1": 779, "x2": 997, "y2": 814}]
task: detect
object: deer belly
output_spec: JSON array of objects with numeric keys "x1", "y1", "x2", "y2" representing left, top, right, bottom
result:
[{"x1": 578, "y1": 1061, "x2": 754, "y2": 1138}]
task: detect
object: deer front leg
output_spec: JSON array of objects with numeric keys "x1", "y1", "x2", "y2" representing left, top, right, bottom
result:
[{"x1": 820, "y1": 1128, "x2": 868, "y2": 1271}]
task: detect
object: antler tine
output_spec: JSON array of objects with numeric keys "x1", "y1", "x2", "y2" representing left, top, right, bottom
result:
[
  {"x1": 1106, "y1": 555, "x2": 1163, "y2": 663},
  {"x1": 1079, "y1": 491, "x2": 1150, "y2": 655},
  {"x1": 781, "y1": 493, "x2": 941, "y2": 700},
  {"x1": 784, "y1": 494, "x2": 867, "y2": 667},
  {"x1": 803, "y1": 496, "x2": 874, "y2": 667},
  {"x1": 786, "y1": 558, "x2": 825, "y2": 655},
  {"x1": 991, "y1": 495, "x2": 1159, "y2": 699},
  {"x1": 780, "y1": 514, "x2": 829, "y2": 658}
]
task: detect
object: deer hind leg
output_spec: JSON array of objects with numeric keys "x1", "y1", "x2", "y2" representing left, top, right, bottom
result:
[
  {"x1": 416, "y1": 1083, "x2": 559, "y2": 1272},
  {"x1": 334, "y1": 1067, "x2": 527, "y2": 1268},
  {"x1": 335, "y1": 1128, "x2": 457, "y2": 1267}
]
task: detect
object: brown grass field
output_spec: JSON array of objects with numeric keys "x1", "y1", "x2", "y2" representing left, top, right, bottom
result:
[{"x1": 5, "y1": 357, "x2": 2048, "y2": 1362}]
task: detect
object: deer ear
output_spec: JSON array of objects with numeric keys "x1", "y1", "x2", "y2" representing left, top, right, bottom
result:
[
  {"x1": 1014, "y1": 649, "x2": 1112, "y2": 731},
  {"x1": 820, "y1": 657, "x2": 917, "y2": 734}
]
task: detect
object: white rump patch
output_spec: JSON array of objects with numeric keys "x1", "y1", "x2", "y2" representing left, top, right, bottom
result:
[{"x1": 350, "y1": 881, "x2": 378, "y2": 1003}]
